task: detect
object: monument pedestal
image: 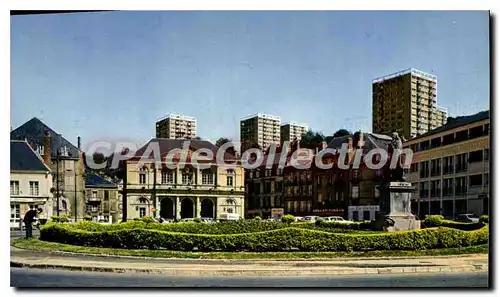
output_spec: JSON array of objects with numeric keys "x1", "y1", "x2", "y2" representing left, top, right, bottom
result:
[{"x1": 375, "y1": 182, "x2": 420, "y2": 231}]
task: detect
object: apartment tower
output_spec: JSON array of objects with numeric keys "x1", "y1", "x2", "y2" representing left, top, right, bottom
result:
[
  {"x1": 280, "y1": 122, "x2": 308, "y2": 143},
  {"x1": 155, "y1": 114, "x2": 197, "y2": 139},
  {"x1": 240, "y1": 113, "x2": 281, "y2": 150},
  {"x1": 372, "y1": 68, "x2": 447, "y2": 140}
]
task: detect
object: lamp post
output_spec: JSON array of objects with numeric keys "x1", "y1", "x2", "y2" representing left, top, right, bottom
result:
[
  {"x1": 56, "y1": 149, "x2": 61, "y2": 217},
  {"x1": 66, "y1": 168, "x2": 78, "y2": 222}
]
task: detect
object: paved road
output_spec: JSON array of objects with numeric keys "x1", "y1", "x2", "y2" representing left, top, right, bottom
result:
[
  {"x1": 11, "y1": 268, "x2": 489, "y2": 288},
  {"x1": 10, "y1": 230, "x2": 39, "y2": 239}
]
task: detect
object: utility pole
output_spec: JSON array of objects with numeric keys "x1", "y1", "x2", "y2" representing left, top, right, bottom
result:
[
  {"x1": 56, "y1": 149, "x2": 60, "y2": 217},
  {"x1": 74, "y1": 169, "x2": 77, "y2": 222},
  {"x1": 121, "y1": 159, "x2": 128, "y2": 222},
  {"x1": 152, "y1": 162, "x2": 157, "y2": 218}
]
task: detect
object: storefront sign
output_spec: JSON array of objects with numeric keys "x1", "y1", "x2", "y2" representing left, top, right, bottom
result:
[{"x1": 312, "y1": 209, "x2": 344, "y2": 214}]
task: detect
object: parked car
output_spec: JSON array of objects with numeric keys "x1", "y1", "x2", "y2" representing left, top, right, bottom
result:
[
  {"x1": 455, "y1": 214, "x2": 480, "y2": 223},
  {"x1": 304, "y1": 216, "x2": 319, "y2": 222},
  {"x1": 324, "y1": 216, "x2": 353, "y2": 223},
  {"x1": 201, "y1": 217, "x2": 215, "y2": 223},
  {"x1": 294, "y1": 216, "x2": 305, "y2": 222},
  {"x1": 179, "y1": 218, "x2": 195, "y2": 222}
]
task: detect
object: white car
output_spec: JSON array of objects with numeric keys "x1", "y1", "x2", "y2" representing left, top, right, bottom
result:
[
  {"x1": 179, "y1": 218, "x2": 195, "y2": 222},
  {"x1": 325, "y1": 216, "x2": 353, "y2": 223},
  {"x1": 294, "y1": 216, "x2": 305, "y2": 222},
  {"x1": 304, "y1": 216, "x2": 319, "y2": 222}
]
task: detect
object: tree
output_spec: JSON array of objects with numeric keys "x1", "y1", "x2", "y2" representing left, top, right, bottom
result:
[
  {"x1": 299, "y1": 129, "x2": 325, "y2": 149},
  {"x1": 216, "y1": 137, "x2": 237, "y2": 157},
  {"x1": 240, "y1": 140, "x2": 261, "y2": 153},
  {"x1": 215, "y1": 137, "x2": 232, "y2": 147},
  {"x1": 333, "y1": 129, "x2": 351, "y2": 138}
]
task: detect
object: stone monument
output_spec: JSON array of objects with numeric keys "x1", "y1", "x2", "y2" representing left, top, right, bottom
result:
[{"x1": 374, "y1": 132, "x2": 420, "y2": 231}]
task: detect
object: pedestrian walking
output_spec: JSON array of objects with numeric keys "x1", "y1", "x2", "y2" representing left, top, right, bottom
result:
[{"x1": 23, "y1": 208, "x2": 42, "y2": 238}]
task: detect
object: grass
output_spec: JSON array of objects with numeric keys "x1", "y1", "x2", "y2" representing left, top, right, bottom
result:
[{"x1": 11, "y1": 238, "x2": 489, "y2": 260}]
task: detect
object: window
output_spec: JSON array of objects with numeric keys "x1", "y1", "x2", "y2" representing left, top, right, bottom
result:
[
  {"x1": 139, "y1": 173, "x2": 146, "y2": 184},
  {"x1": 469, "y1": 174, "x2": 483, "y2": 187},
  {"x1": 11, "y1": 204, "x2": 20, "y2": 223},
  {"x1": 29, "y1": 181, "x2": 39, "y2": 196},
  {"x1": 352, "y1": 186, "x2": 359, "y2": 199},
  {"x1": 468, "y1": 150, "x2": 483, "y2": 163},
  {"x1": 443, "y1": 179, "x2": 454, "y2": 196},
  {"x1": 182, "y1": 170, "x2": 193, "y2": 184},
  {"x1": 484, "y1": 173, "x2": 489, "y2": 186},
  {"x1": 61, "y1": 200, "x2": 67, "y2": 210},
  {"x1": 139, "y1": 207, "x2": 146, "y2": 218},
  {"x1": 227, "y1": 176, "x2": 234, "y2": 187},
  {"x1": 419, "y1": 181, "x2": 429, "y2": 198},
  {"x1": 455, "y1": 153, "x2": 468, "y2": 172},
  {"x1": 202, "y1": 169, "x2": 214, "y2": 185},
  {"x1": 443, "y1": 156, "x2": 454, "y2": 174},
  {"x1": 104, "y1": 191, "x2": 109, "y2": 200},
  {"x1": 161, "y1": 170, "x2": 174, "y2": 184},
  {"x1": 410, "y1": 163, "x2": 419, "y2": 173},
  {"x1": 484, "y1": 148, "x2": 489, "y2": 161},
  {"x1": 419, "y1": 161, "x2": 429, "y2": 178},
  {"x1": 431, "y1": 180, "x2": 441, "y2": 197},
  {"x1": 431, "y1": 159, "x2": 441, "y2": 176},
  {"x1": 92, "y1": 191, "x2": 97, "y2": 198},
  {"x1": 455, "y1": 177, "x2": 467, "y2": 195},
  {"x1": 10, "y1": 181, "x2": 19, "y2": 195},
  {"x1": 374, "y1": 185, "x2": 380, "y2": 198}
]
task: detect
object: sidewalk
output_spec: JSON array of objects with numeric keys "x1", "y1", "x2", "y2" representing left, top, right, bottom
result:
[{"x1": 11, "y1": 246, "x2": 489, "y2": 277}]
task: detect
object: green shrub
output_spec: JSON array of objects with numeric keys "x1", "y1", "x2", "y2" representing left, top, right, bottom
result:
[
  {"x1": 193, "y1": 217, "x2": 202, "y2": 223},
  {"x1": 480, "y1": 215, "x2": 489, "y2": 224},
  {"x1": 51, "y1": 215, "x2": 69, "y2": 223},
  {"x1": 422, "y1": 215, "x2": 485, "y2": 231},
  {"x1": 254, "y1": 216, "x2": 262, "y2": 221},
  {"x1": 133, "y1": 218, "x2": 141, "y2": 221},
  {"x1": 39, "y1": 223, "x2": 489, "y2": 252},
  {"x1": 281, "y1": 214, "x2": 295, "y2": 224},
  {"x1": 423, "y1": 215, "x2": 444, "y2": 227},
  {"x1": 141, "y1": 216, "x2": 156, "y2": 224},
  {"x1": 315, "y1": 217, "x2": 324, "y2": 226},
  {"x1": 84, "y1": 215, "x2": 92, "y2": 221}
]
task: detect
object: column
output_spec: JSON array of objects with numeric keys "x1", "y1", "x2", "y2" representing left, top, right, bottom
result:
[
  {"x1": 156, "y1": 196, "x2": 160, "y2": 218},
  {"x1": 196, "y1": 168, "x2": 202, "y2": 187},
  {"x1": 196, "y1": 197, "x2": 201, "y2": 218},
  {"x1": 175, "y1": 197, "x2": 181, "y2": 220}
]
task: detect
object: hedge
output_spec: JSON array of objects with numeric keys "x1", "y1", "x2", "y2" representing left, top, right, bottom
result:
[
  {"x1": 480, "y1": 215, "x2": 489, "y2": 224},
  {"x1": 423, "y1": 215, "x2": 485, "y2": 231},
  {"x1": 39, "y1": 223, "x2": 489, "y2": 252},
  {"x1": 59, "y1": 220, "x2": 372, "y2": 235}
]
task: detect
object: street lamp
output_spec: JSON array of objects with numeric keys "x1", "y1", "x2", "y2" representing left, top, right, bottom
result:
[{"x1": 66, "y1": 168, "x2": 79, "y2": 222}]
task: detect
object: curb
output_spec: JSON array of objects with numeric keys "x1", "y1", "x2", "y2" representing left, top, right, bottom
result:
[
  {"x1": 10, "y1": 261, "x2": 488, "y2": 276},
  {"x1": 10, "y1": 245, "x2": 489, "y2": 262}
]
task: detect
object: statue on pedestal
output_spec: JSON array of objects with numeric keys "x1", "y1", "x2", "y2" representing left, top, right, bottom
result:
[{"x1": 388, "y1": 132, "x2": 407, "y2": 182}]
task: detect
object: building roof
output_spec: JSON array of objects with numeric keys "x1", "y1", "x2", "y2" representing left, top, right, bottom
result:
[
  {"x1": 407, "y1": 110, "x2": 489, "y2": 142},
  {"x1": 326, "y1": 132, "x2": 392, "y2": 154},
  {"x1": 133, "y1": 138, "x2": 238, "y2": 163},
  {"x1": 10, "y1": 117, "x2": 80, "y2": 160},
  {"x1": 11, "y1": 140, "x2": 51, "y2": 172},
  {"x1": 85, "y1": 173, "x2": 118, "y2": 188}
]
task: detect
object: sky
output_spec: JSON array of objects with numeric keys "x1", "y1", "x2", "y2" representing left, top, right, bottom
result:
[{"x1": 11, "y1": 11, "x2": 490, "y2": 151}]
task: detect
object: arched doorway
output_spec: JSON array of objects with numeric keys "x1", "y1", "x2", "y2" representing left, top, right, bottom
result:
[
  {"x1": 181, "y1": 198, "x2": 194, "y2": 218},
  {"x1": 200, "y1": 198, "x2": 214, "y2": 218},
  {"x1": 160, "y1": 197, "x2": 175, "y2": 219}
]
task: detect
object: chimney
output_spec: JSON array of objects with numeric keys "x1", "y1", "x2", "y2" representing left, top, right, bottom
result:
[
  {"x1": 347, "y1": 136, "x2": 353, "y2": 150},
  {"x1": 43, "y1": 130, "x2": 51, "y2": 165},
  {"x1": 77, "y1": 136, "x2": 81, "y2": 150},
  {"x1": 357, "y1": 131, "x2": 364, "y2": 148}
]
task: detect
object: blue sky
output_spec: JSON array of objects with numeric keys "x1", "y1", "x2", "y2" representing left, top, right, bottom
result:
[{"x1": 11, "y1": 11, "x2": 489, "y2": 150}]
